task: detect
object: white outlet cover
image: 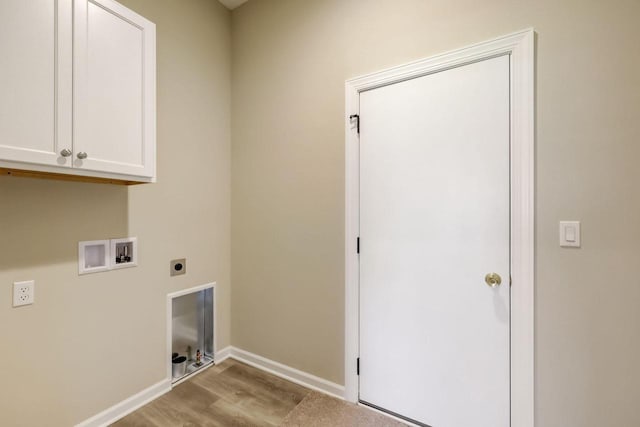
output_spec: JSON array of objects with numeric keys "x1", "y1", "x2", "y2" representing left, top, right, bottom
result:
[{"x1": 13, "y1": 280, "x2": 34, "y2": 307}]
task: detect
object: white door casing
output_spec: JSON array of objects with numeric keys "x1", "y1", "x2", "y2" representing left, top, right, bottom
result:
[
  {"x1": 359, "y1": 55, "x2": 510, "y2": 427},
  {"x1": 345, "y1": 29, "x2": 534, "y2": 427}
]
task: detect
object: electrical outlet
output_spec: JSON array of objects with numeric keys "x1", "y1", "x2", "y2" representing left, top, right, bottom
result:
[{"x1": 13, "y1": 280, "x2": 35, "y2": 307}]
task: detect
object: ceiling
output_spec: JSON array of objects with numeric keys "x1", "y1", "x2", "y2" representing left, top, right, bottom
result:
[{"x1": 218, "y1": 0, "x2": 248, "y2": 10}]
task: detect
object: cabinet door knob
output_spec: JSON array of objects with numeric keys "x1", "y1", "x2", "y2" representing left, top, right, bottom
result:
[
  {"x1": 60, "y1": 148, "x2": 72, "y2": 157},
  {"x1": 77, "y1": 152, "x2": 88, "y2": 160}
]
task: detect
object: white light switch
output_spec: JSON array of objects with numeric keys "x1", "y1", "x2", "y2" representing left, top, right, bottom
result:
[
  {"x1": 560, "y1": 221, "x2": 580, "y2": 247},
  {"x1": 565, "y1": 226, "x2": 576, "y2": 242}
]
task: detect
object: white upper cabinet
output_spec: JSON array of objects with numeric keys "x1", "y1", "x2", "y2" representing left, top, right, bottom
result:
[
  {"x1": 0, "y1": 0, "x2": 156, "y2": 183},
  {"x1": 0, "y1": 0, "x2": 72, "y2": 168},
  {"x1": 74, "y1": 0, "x2": 156, "y2": 179}
]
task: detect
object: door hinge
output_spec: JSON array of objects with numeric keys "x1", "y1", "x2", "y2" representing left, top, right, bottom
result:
[
  {"x1": 357, "y1": 237, "x2": 360, "y2": 254},
  {"x1": 349, "y1": 114, "x2": 360, "y2": 134},
  {"x1": 357, "y1": 357, "x2": 360, "y2": 375}
]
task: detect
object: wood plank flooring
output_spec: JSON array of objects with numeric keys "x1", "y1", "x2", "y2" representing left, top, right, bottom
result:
[{"x1": 113, "y1": 359, "x2": 405, "y2": 426}]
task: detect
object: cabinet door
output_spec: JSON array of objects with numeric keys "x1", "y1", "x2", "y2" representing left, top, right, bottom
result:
[
  {"x1": 0, "y1": 0, "x2": 73, "y2": 167},
  {"x1": 73, "y1": 0, "x2": 156, "y2": 178}
]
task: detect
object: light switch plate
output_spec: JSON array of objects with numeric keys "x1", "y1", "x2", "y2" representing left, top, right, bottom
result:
[{"x1": 560, "y1": 221, "x2": 581, "y2": 248}]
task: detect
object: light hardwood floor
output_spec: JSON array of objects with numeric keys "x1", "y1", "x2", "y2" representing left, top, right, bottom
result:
[{"x1": 113, "y1": 359, "x2": 405, "y2": 426}]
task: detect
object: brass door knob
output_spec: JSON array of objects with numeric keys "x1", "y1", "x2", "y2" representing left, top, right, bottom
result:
[{"x1": 485, "y1": 273, "x2": 502, "y2": 288}]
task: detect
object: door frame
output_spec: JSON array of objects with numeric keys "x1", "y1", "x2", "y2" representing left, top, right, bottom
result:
[{"x1": 344, "y1": 29, "x2": 535, "y2": 426}]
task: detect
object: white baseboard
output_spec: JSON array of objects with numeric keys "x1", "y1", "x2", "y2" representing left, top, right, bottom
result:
[
  {"x1": 75, "y1": 378, "x2": 171, "y2": 427},
  {"x1": 225, "y1": 346, "x2": 345, "y2": 399},
  {"x1": 215, "y1": 345, "x2": 233, "y2": 363}
]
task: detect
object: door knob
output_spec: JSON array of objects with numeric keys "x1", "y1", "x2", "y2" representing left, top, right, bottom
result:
[
  {"x1": 484, "y1": 273, "x2": 502, "y2": 288},
  {"x1": 60, "y1": 148, "x2": 72, "y2": 157},
  {"x1": 77, "y1": 152, "x2": 88, "y2": 160}
]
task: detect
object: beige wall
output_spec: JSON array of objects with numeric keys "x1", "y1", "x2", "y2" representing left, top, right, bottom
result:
[
  {"x1": 230, "y1": 1, "x2": 640, "y2": 426},
  {"x1": 0, "y1": 0, "x2": 231, "y2": 425}
]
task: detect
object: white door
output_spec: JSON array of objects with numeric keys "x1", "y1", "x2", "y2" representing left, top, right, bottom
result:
[
  {"x1": 73, "y1": 0, "x2": 155, "y2": 178},
  {"x1": 359, "y1": 55, "x2": 510, "y2": 427},
  {"x1": 0, "y1": 0, "x2": 72, "y2": 167}
]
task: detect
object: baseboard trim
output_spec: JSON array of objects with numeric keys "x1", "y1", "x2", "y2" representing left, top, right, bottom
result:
[
  {"x1": 226, "y1": 346, "x2": 345, "y2": 400},
  {"x1": 215, "y1": 345, "x2": 233, "y2": 364},
  {"x1": 75, "y1": 378, "x2": 171, "y2": 427}
]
